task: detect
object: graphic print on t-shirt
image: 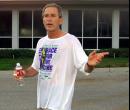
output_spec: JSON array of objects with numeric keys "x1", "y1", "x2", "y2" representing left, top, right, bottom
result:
[{"x1": 39, "y1": 45, "x2": 58, "y2": 79}]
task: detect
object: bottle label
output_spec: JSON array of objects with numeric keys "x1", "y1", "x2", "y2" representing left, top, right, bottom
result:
[{"x1": 16, "y1": 69, "x2": 24, "y2": 77}]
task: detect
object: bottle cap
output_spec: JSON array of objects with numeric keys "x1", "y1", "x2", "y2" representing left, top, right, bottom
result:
[
  {"x1": 16, "y1": 63, "x2": 22, "y2": 70},
  {"x1": 16, "y1": 63, "x2": 21, "y2": 67}
]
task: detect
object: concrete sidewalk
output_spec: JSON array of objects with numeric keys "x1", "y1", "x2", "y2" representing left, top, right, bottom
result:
[{"x1": 0, "y1": 67, "x2": 129, "y2": 110}]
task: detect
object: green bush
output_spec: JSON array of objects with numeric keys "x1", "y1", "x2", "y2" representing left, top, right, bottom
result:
[
  {"x1": 0, "y1": 49, "x2": 13, "y2": 58},
  {"x1": 0, "y1": 48, "x2": 129, "y2": 58},
  {"x1": 0, "y1": 49, "x2": 35, "y2": 58},
  {"x1": 84, "y1": 48, "x2": 129, "y2": 58}
]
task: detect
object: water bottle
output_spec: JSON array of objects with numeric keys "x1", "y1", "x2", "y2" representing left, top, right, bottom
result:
[{"x1": 13, "y1": 63, "x2": 24, "y2": 86}]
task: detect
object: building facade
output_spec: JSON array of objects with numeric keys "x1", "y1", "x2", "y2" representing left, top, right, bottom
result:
[{"x1": 0, "y1": 0, "x2": 129, "y2": 49}]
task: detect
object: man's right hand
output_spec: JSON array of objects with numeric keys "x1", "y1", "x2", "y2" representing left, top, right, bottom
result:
[{"x1": 13, "y1": 69, "x2": 25, "y2": 80}]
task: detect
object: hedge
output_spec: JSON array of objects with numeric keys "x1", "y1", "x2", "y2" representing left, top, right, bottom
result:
[
  {"x1": 85, "y1": 48, "x2": 129, "y2": 58},
  {"x1": 0, "y1": 49, "x2": 35, "y2": 58},
  {"x1": 0, "y1": 48, "x2": 129, "y2": 58}
]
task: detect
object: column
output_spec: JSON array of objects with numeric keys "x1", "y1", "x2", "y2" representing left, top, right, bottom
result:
[
  {"x1": 62, "y1": 8, "x2": 68, "y2": 33},
  {"x1": 12, "y1": 10, "x2": 19, "y2": 49},
  {"x1": 112, "y1": 10, "x2": 120, "y2": 49}
]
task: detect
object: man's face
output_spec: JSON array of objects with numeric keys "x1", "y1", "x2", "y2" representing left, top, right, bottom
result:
[{"x1": 43, "y1": 7, "x2": 63, "y2": 32}]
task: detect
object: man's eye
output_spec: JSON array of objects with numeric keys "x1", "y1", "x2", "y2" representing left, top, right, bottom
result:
[
  {"x1": 44, "y1": 15, "x2": 48, "y2": 17},
  {"x1": 52, "y1": 14, "x2": 56, "y2": 17}
]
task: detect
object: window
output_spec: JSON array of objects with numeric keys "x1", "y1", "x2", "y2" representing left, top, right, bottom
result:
[
  {"x1": 69, "y1": 9, "x2": 113, "y2": 49},
  {"x1": 69, "y1": 10, "x2": 82, "y2": 37},
  {"x1": 98, "y1": 11, "x2": 112, "y2": 37},
  {"x1": 84, "y1": 10, "x2": 97, "y2": 37},
  {"x1": 119, "y1": 39, "x2": 129, "y2": 48},
  {"x1": 34, "y1": 10, "x2": 46, "y2": 37},
  {"x1": 33, "y1": 10, "x2": 46, "y2": 48},
  {"x1": 0, "y1": 38, "x2": 12, "y2": 48},
  {"x1": 19, "y1": 11, "x2": 32, "y2": 37},
  {"x1": 0, "y1": 11, "x2": 12, "y2": 36},
  {"x1": 0, "y1": 11, "x2": 12, "y2": 48},
  {"x1": 19, "y1": 38, "x2": 32, "y2": 48},
  {"x1": 19, "y1": 11, "x2": 32, "y2": 48},
  {"x1": 19, "y1": 10, "x2": 47, "y2": 48},
  {"x1": 120, "y1": 11, "x2": 129, "y2": 37},
  {"x1": 119, "y1": 10, "x2": 129, "y2": 48},
  {"x1": 98, "y1": 38, "x2": 112, "y2": 49},
  {"x1": 83, "y1": 38, "x2": 97, "y2": 49},
  {"x1": 33, "y1": 38, "x2": 40, "y2": 48}
]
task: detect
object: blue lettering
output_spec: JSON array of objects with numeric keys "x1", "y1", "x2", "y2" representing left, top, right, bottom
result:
[
  {"x1": 46, "y1": 48, "x2": 57, "y2": 53},
  {"x1": 42, "y1": 65, "x2": 53, "y2": 71},
  {"x1": 45, "y1": 60, "x2": 51, "y2": 64},
  {"x1": 46, "y1": 54, "x2": 52, "y2": 59}
]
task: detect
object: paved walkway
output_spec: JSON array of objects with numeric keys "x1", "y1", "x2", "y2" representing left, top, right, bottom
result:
[{"x1": 0, "y1": 67, "x2": 129, "y2": 110}]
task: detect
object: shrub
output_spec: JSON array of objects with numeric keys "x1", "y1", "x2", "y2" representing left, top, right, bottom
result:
[
  {"x1": 0, "y1": 48, "x2": 129, "y2": 58},
  {"x1": 84, "y1": 48, "x2": 129, "y2": 58},
  {"x1": 0, "y1": 49, "x2": 35, "y2": 58}
]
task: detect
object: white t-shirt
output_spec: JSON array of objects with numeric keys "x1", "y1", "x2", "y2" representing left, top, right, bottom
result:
[{"x1": 32, "y1": 33, "x2": 89, "y2": 110}]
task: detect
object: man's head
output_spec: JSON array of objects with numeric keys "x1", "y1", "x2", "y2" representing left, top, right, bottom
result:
[
  {"x1": 42, "y1": 3, "x2": 63, "y2": 32},
  {"x1": 42, "y1": 3, "x2": 63, "y2": 18}
]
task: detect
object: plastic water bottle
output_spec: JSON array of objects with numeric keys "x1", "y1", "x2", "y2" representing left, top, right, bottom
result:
[{"x1": 13, "y1": 63, "x2": 24, "y2": 86}]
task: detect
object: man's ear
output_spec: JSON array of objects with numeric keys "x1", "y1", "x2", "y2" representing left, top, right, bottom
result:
[{"x1": 59, "y1": 18, "x2": 64, "y2": 25}]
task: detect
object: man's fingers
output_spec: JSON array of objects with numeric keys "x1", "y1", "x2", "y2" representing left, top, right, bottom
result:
[
  {"x1": 90, "y1": 51, "x2": 109, "y2": 56},
  {"x1": 96, "y1": 52, "x2": 109, "y2": 61},
  {"x1": 102, "y1": 52, "x2": 109, "y2": 56},
  {"x1": 89, "y1": 50, "x2": 96, "y2": 56},
  {"x1": 99, "y1": 52, "x2": 109, "y2": 58}
]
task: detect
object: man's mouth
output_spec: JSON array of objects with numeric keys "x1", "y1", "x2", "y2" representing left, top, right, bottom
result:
[{"x1": 46, "y1": 23, "x2": 53, "y2": 26}]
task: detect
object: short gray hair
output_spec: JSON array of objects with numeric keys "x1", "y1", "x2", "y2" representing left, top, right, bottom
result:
[{"x1": 42, "y1": 3, "x2": 63, "y2": 18}]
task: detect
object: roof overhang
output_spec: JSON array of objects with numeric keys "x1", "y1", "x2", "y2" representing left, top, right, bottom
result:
[{"x1": 0, "y1": 0, "x2": 129, "y2": 8}]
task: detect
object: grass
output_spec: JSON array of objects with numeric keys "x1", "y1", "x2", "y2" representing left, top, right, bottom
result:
[
  {"x1": 0, "y1": 58, "x2": 33, "y2": 70},
  {"x1": 0, "y1": 57, "x2": 129, "y2": 70},
  {"x1": 97, "y1": 57, "x2": 129, "y2": 68}
]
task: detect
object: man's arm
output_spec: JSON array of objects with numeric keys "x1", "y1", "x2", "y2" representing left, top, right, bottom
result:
[
  {"x1": 85, "y1": 50, "x2": 109, "y2": 73},
  {"x1": 85, "y1": 63, "x2": 95, "y2": 73}
]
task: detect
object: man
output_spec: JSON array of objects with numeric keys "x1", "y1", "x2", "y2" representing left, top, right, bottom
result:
[{"x1": 15, "y1": 3, "x2": 109, "y2": 110}]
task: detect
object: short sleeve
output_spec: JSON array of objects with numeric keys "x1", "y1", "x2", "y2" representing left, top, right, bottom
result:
[
  {"x1": 31, "y1": 41, "x2": 40, "y2": 72},
  {"x1": 72, "y1": 37, "x2": 89, "y2": 75}
]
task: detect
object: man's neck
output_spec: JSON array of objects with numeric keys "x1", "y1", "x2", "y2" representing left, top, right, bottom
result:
[{"x1": 47, "y1": 30, "x2": 66, "y2": 39}]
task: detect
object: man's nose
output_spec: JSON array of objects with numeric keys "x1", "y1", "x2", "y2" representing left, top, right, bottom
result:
[{"x1": 46, "y1": 16, "x2": 53, "y2": 21}]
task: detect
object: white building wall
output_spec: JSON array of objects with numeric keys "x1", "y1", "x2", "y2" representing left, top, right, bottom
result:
[
  {"x1": 62, "y1": 8, "x2": 68, "y2": 33},
  {"x1": 0, "y1": 3, "x2": 129, "y2": 49},
  {"x1": 12, "y1": 10, "x2": 19, "y2": 49},
  {"x1": 4, "y1": 8, "x2": 122, "y2": 49},
  {"x1": 112, "y1": 10, "x2": 120, "y2": 48}
]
